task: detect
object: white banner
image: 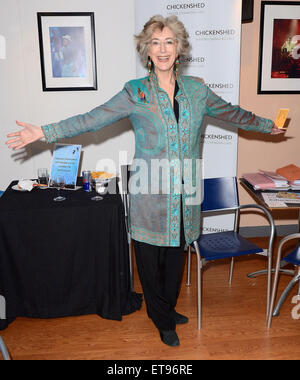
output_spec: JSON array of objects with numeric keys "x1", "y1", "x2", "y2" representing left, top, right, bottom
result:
[{"x1": 135, "y1": 0, "x2": 242, "y2": 233}]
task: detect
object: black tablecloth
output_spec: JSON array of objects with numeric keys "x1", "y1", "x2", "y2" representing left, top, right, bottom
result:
[{"x1": 0, "y1": 178, "x2": 142, "y2": 330}]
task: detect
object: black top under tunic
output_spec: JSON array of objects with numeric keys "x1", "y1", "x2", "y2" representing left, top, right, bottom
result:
[{"x1": 173, "y1": 81, "x2": 179, "y2": 123}]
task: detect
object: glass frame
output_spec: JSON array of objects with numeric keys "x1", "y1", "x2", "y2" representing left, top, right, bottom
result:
[
  {"x1": 37, "y1": 12, "x2": 98, "y2": 91},
  {"x1": 258, "y1": 1, "x2": 300, "y2": 94}
]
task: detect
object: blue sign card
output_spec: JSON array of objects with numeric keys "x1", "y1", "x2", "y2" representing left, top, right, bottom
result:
[{"x1": 49, "y1": 143, "x2": 82, "y2": 189}]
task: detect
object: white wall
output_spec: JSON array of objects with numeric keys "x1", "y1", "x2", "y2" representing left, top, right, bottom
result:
[{"x1": 0, "y1": 0, "x2": 136, "y2": 189}]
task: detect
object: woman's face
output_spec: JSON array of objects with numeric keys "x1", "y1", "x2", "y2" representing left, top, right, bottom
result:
[{"x1": 148, "y1": 26, "x2": 178, "y2": 76}]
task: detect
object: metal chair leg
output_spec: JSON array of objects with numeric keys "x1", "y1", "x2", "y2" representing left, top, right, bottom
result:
[
  {"x1": 229, "y1": 257, "x2": 234, "y2": 285},
  {"x1": 194, "y1": 242, "x2": 202, "y2": 330},
  {"x1": 273, "y1": 273, "x2": 300, "y2": 317},
  {"x1": 186, "y1": 246, "x2": 192, "y2": 286},
  {"x1": 268, "y1": 233, "x2": 300, "y2": 328},
  {"x1": 0, "y1": 336, "x2": 11, "y2": 360},
  {"x1": 267, "y1": 250, "x2": 272, "y2": 319},
  {"x1": 247, "y1": 261, "x2": 295, "y2": 279},
  {"x1": 268, "y1": 244, "x2": 283, "y2": 328}
]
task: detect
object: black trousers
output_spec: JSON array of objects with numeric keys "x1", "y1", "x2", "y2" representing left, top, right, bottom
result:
[{"x1": 133, "y1": 219, "x2": 186, "y2": 331}]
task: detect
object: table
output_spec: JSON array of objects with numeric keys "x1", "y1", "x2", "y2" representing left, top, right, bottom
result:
[
  {"x1": 0, "y1": 178, "x2": 142, "y2": 330},
  {"x1": 240, "y1": 178, "x2": 300, "y2": 278},
  {"x1": 240, "y1": 178, "x2": 300, "y2": 215}
]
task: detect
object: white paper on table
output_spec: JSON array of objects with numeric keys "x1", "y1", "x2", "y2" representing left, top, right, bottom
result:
[
  {"x1": 17, "y1": 180, "x2": 37, "y2": 191},
  {"x1": 262, "y1": 193, "x2": 287, "y2": 208}
]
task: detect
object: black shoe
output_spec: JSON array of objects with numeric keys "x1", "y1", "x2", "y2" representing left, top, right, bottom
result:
[
  {"x1": 160, "y1": 330, "x2": 180, "y2": 347},
  {"x1": 174, "y1": 312, "x2": 189, "y2": 325}
]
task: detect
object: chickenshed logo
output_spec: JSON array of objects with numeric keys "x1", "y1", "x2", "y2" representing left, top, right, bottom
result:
[{"x1": 166, "y1": 2, "x2": 206, "y2": 11}]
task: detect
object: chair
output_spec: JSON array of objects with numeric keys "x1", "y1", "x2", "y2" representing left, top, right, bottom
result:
[
  {"x1": 120, "y1": 165, "x2": 134, "y2": 292},
  {"x1": 0, "y1": 191, "x2": 3, "y2": 198},
  {"x1": 0, "y1": 336, "x2": 11, "y2": 360},
  {"x1": 186, "y1": 177, "x2": 275, "y2": 330},
  {"x1": 267, "y1": 233, "x2": 300, "y2": 328}
]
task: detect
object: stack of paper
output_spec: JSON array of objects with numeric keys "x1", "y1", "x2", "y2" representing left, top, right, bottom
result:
[
  {"x1": 261, "y1": 193, "x2": 287, "y2": 208},
  {"x1": 242, "y1": 172, "x2": 288, "y2": 190},
  {"x1": 290, "y1": 181, "x2": 300, "y2": 190},
  {"x1": 276, "y1": 164, "x2": 300, "y2": 190},
  {"x1": 259, "y1": 170, "x2": 288, "y2": 187},
  {"x1": 243, "y1": 166, "x2": 300, "y2": 191}
]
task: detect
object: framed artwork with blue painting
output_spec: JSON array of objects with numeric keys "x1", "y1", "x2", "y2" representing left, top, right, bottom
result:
[{"x1": 37, "y1": 12, "x2": 97, "y2": 91}]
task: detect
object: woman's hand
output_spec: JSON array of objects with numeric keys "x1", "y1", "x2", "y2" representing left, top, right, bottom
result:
[
  {"x1": 270, "y1": 124, "x2": 286, "y2": 135},
  {"x1": 6, "y1": 121, "x2": 44, "y2": 150}
]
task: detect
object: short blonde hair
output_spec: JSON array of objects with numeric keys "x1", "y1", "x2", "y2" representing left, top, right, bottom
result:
[{"x1": 135, "y1": 15, "x2": 190, "y2": 67}]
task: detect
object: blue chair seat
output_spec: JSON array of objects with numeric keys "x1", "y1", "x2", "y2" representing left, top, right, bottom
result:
[
  {"x1": 282, "y1": 245, "x2": 300, "y2": 266},
  {"x1": 197, "y1": 231, "x2": 263, "y2": 261},
  {"x1": 0, "y1": 191, "x2": 3, "y2": 198}
]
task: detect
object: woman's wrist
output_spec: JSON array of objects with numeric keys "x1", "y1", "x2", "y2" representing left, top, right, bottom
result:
[{"x1": 39, "y1": 126, "x2": 47, "y2": 142}]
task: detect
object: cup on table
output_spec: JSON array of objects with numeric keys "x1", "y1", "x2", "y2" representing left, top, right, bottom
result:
[
  {"x1": 37, "y1": 168, "x2": 49, "y2": 188},
  {"x1": 53, "y1": 176, "x2": 66, "y2": 202}
]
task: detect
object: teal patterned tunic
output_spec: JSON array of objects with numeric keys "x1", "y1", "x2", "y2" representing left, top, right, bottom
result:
[{"x1": 42, "y1": 74, "x2": 274, "y2": 247}]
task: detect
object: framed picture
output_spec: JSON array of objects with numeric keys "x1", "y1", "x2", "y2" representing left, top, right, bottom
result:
[
  {"x1": 37, "y1": 12, "x2": 97, "y2": 91},
  {"x1": 258, "y1": 1, "x2": 300, "y2": 94}
]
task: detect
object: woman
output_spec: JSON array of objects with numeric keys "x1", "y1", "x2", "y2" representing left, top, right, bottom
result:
[{"x1": 6, "y1": 15, "x2": 284, "y2": 347}]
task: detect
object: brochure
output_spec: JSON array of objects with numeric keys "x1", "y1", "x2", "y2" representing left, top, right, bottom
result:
[
  {"x1": 49, "y1": 143, "x2": 82, "y2": 189},
  {"x1": 274, "y1": 108, "x2": 289, "y2": 129}
]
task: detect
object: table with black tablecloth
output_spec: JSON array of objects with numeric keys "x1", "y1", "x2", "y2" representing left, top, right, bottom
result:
[{"x1": 0, "y1": 178, "x2": 142, "y2": 330}]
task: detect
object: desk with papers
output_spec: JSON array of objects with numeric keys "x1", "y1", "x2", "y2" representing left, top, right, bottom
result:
[
  {"x1": 240, "y1": 178, "x2": 300, "y2": 211},
  {"x1": 240, "y1": 178, "x2": 300, "y2": 280}
]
